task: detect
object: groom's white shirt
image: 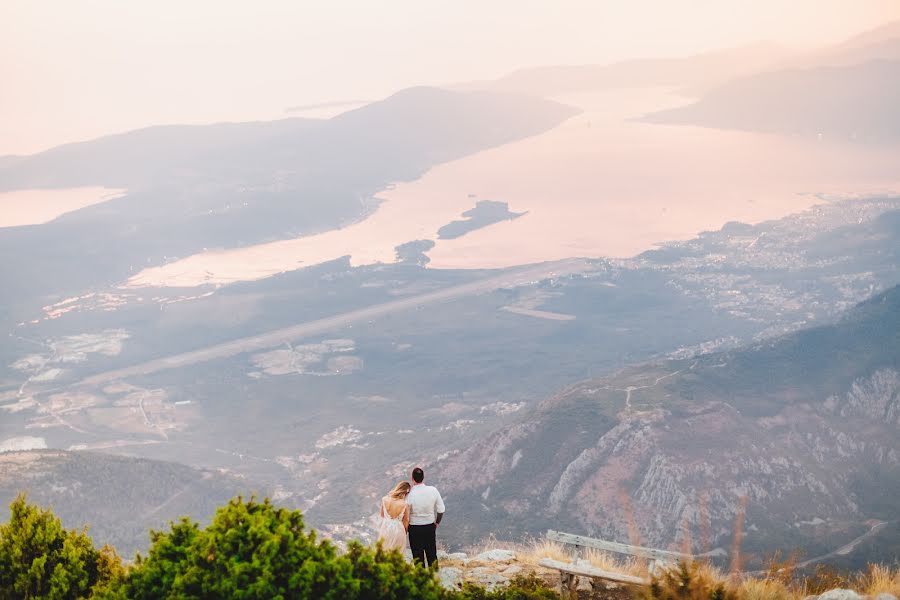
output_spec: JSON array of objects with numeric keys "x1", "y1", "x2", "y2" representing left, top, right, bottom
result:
[{"x1": 406, "y1": 484, "x2": 445, "y2": 526}]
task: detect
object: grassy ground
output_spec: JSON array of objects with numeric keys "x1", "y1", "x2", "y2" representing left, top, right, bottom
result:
[{"x1": 444, "y1": 536, "x2": 900, "y2": 600}]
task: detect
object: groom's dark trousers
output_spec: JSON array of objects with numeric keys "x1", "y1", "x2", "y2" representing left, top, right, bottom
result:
[{"x1": 408, "y1": 523, "x2": 438, "y2": 568}]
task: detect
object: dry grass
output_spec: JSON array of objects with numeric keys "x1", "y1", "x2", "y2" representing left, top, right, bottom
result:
[
  {"x1": 693, "y1": 561, "x2": 728, "y2": 586},
  {"x1": 731, "y1": 564, "x2": 900, "y2": 600},
  {"x1": 584, "y1": 548, "x2": 648, "y2": 578},
  {"x1": 584, "y1": 548, "x2": 627, "y2": 572},
  {"x1": 687, "y1": 561, "x2": 900, "y2": 600},
  {"x1": 513, "y1": 537, "x2": 645, "y2": 578},
  {"x1": 517, "y1": 538, "x2": 570, "y2": 564},
  {"x1": 461, "y1": 533, "x2": 900, "y2": 600},
  {"x1": 648, "y1": 559, "x2": 734, "y2": 600},
  {"x1": 730, "y1": 495, "x2": 749, "y2": 577},
  {"x1": 737, "y1": 577, "x2": 800, "y2": 600},
  {"x1": 463, "y1": 533, "x2": 505, "y2": 557},
  {"x1": 858, "y1": 563, "x2": 900, "y2": 597}
]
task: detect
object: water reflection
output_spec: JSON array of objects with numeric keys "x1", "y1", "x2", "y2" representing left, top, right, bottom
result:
[{"x1": 127, "y1": 88, "x2": 900, "y2": 287}]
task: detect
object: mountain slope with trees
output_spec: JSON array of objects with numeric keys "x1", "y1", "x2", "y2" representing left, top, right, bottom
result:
[
  {"x1": 0, "y1": 451, "x2": 258, "y2": 558},
  {"x1": 438, "y1": 285, "x2": 900, "y2": 568}
]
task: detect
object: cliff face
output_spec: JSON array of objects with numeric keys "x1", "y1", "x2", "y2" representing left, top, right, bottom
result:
[{"x1": 439, "y1": 287, "x2": 900, "y2": 561}]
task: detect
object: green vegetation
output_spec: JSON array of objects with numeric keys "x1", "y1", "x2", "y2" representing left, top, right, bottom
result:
[
  {"x1": 0, "y1": 451, "x2": 247, "y2": 559},
  {"x1": 122, "y1": 496, "x2": 448, "y2": 599},
  {"x1": 3, "y1": 494, "x2": 898, "y2": 600},
  {"x1": 0, "y1": 494, "x2": 122, "y2": 600},
  {"x1": 457, "y1": 574, "x2": 560, "y2": 600},
  {"x1": 0, "y1": 495, "x2": 562, "y2": 599},
  {"x1": 643, "y1": 561, "x2": 735, "y2": 600}
]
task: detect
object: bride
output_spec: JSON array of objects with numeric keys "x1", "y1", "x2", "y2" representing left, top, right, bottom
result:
[{"x1": 378, "y1": 481, "x2": 411, "y2": 551}]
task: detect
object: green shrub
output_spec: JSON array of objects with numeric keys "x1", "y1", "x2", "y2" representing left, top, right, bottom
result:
[
  {"x1": 642, "y1": 561, "x2": 736, "y2": 600},
  {"x1": 0, "y1": 494, "x2": 121, "y2": 600},
  {"x1": 120, "y1": 495, "x2": 449, "y2": 599},
  {"x1": 457, "y1": 574, "x2": 560, "y2": 600},
  {"x1": 341, "y1": 540, "x2": 450, "y2": 599}
]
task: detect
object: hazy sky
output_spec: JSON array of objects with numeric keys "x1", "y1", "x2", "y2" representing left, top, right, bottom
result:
[{"x1": 2, "y1": 0, "x2": 899, "y2": 155}]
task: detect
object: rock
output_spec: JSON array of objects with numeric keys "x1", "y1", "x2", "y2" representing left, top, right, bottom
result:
[
  {"x1": 475, "y1": 549, "x2": 517, "y2": 562},
  {"x1": 448, "y1": 552, "x2": 468, "y2": 561},
  {"x1": 818, "y1": 590, "x2": 863, "y2": 600},
  {"x1": 439, "y1": 567, "x2": 464, "y2": 591},
  {"x1": 469, "y1": 567, "x2": 509, "y2": 591},
  {"x1": 873, "y1": 594, "x2": 898, "y2": 600},
  {"x1": 437, "y1": 550, "x2": 450, "y2": 560},
  {"x1": 501, "y1": 564, "x2": 523, "y2": 576}
]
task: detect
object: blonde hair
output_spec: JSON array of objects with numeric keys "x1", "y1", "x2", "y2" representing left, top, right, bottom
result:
[{"x1": 387, "y1": 481, "x2": 411, "y2": 500}]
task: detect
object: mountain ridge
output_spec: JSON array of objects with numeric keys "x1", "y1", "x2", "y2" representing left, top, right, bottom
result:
[
  {"x1": 0, "y1": 87, "x2": 577, "y2": 313},
  {"x1": 0, "y1": 449, "x2": 264, "y2": 557},
  {"x1": 642, "y1": 59, "x2": 900, "y2": 144},
  {"x1": 436, "y1": 285, "x2": 900, "y2": 566}
]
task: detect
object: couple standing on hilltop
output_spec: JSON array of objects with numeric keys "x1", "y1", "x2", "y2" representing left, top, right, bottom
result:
[{"x1": 378, "y1": 467, "x2": 445, "y2": 568}]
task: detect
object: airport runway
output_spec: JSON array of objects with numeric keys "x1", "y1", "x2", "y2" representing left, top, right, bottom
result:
[{"x1": 79, "y1": 259, "x2": 592, "y2": 386}]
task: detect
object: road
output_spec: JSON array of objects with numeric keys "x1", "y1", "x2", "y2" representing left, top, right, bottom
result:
[
  {"x1": 741, "y1": 520, "x2": 892, "y2": 576},
  {"x1": 78, "y1": 259, "x2": 591, "y2": 386},
  {"x1": 796, "y1": 520, "x2": 890, "y2": 568},
  {"x1": 619, "y1": 367, "x2": 688, "y2": 413}
]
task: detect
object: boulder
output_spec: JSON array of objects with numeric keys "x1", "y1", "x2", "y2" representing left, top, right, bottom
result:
[
  {"x1": 502, "y1": 564, "x2": 523, "y2": 576},
  {"x1": 873, "y1": 594, "x2": 898, "y2": 600},
  {"x1": 448, "y1": 552, "x2": 469, "y2": 561},
  {"x1": 469, "y1": 566, "x2": 509, "y2": 591},
  {"x1": 439, "y1": 567, "x2": 464, "y2": 591},
  {"x1": 818, "y1": 590, "x2": 863, "y2": 600},
  {"x1": 475, "y1": 549, "x2": 517, "y2": 562}
]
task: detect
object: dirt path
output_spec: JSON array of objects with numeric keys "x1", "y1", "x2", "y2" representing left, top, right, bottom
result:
[
  {"x1": 141, "y1": 483, "x2": 191, "y2": 519},
  {"x1": 620, "y1": 368, "x2": 686, "y2": 413}
]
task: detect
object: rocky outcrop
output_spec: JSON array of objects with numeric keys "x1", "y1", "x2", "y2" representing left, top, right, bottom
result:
[
  {"x1": 435, "y1": 551, "x2": 543, "y2": 592},
  {"x1": 437, "y1": 286, "x2": 900, "y2": 561},
  {"x1": 439, "y1": 366, "x2": 900, "y2": 555},
  {"x1": 830, "y1": 368, "x2": 900, "y2": 426},
  {"x1": 438, "y1": 567, "x2": 464, "y2": 591},
  {"x1": 815, "y1": 590, "x2": 863, "y2": 600},
  {"x1": 475, "y1": 549, "x2": 517, "y2": 562}
]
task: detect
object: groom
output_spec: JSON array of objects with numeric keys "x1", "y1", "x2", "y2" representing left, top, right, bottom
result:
[{"x1": 406, "y1": 466, "x2": 445, "y2": 568}]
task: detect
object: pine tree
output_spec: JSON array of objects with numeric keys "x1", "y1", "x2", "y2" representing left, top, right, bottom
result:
[
  {"x1": 0, "y1": 494, "x2": 116, "y2": 600},
  {"x1": 123, "y1": 495, "x2": 448, "y2": 599}
]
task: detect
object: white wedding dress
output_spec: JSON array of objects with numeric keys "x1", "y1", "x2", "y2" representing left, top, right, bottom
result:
[{"x1": 377, "y1": 498, "x2": 408, "y2": 552}]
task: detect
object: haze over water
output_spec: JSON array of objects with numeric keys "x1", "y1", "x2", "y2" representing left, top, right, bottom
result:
[
  {"x1": 0, "y1": 187, "x2": 125, "y2": 228},
  {"x1": 127, "y1": 88, "x2": 900, "y2": 287},
  {"x1": 3, "y1": 0, "x2": 898, "y2": 155}
]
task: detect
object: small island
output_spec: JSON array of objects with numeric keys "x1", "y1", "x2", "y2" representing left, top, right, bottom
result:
[{"x1": 437, "y1": 200, "x2": 526, "y2": 240}]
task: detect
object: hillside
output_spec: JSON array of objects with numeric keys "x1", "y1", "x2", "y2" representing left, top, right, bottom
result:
[
  {"x1": 643, "y1": 60, "x2": 900, "y2": 144},
  {"x1": 462, "y1": 43, "x2": 787, "y2": 97},
  {"x1": 0, "y1": 87, "x2": 577, "y2": 313},
  {"x1": 0, "y1": 450, "x2": 265, "y2": 557},
  {"x1": 804, "y1": 19, "x2": 900, "y2": 66},
  {"x1": 2, "y1": 198, "x2": 897, "y2": 558},
  {"x1": 462, "y1": 20, "x2": 900, "y2": 100},
  {"x1": 437, "y1": 285, "x2": 900, "y2": 568}
]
